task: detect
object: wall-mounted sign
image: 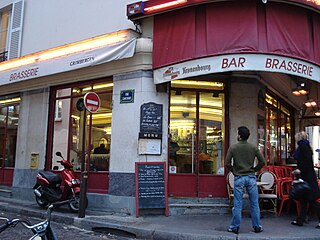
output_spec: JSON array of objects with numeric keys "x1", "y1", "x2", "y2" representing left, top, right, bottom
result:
[
  {"x1": 120, "y1": 89, "x2": 135, "y2": 104},
  {"x1": 139, "y1": 132, "x2": 162, "y2": 139},
  {"x1": 138, "y1": 138, "x2": 161, "y2": 155},
  {"x1": 140, "y1": 102, "x2": 163, "y2": 133},
  {"x1": 1, "y1": 39, "x2": 137, "y2": 86},
  {"x1": 84, "y1": 92, "x2": 101, "y2": 113},
  {"x1": 154, "y1": 54, "x2": 320, "y2": 84}
]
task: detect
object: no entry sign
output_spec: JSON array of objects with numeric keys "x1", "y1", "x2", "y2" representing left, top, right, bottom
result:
[{"x1": 84, "y1": 92, "x2": 101, "y2": 113}]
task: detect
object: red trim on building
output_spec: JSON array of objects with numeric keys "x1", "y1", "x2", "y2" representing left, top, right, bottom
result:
[{"x1": 128, "y1": 0, "x2": 320, "y2": 20}]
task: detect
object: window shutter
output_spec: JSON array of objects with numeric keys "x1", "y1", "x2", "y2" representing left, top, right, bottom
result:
[{"x1": 8, "y1": 0, "x2": 24, "y2": 60}]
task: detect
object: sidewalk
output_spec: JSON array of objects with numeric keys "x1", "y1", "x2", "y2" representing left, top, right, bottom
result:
[{"x1": 0, "y1": 196, "x2": 319, "y2": 240}]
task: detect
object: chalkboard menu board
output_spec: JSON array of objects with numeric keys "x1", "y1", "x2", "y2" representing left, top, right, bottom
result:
[
  {"x1": 140, "y1": 102, "x2": 163, "y2": 133},
  {"x1": 135, "y1": 162, "x2": 168, "y2": 217}
]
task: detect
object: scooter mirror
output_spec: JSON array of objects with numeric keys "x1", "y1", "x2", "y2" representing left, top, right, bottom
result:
[{"x1": 56, "y1": 152, "x2": 63, "y2": 158}]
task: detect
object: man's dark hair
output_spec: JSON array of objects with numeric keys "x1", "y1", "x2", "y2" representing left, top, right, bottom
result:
[{"x1": 238, "y1": 126, "x2": 250, "y2": 140}]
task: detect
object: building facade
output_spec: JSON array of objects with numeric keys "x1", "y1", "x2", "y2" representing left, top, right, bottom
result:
[{"x1": 0, "y1": 0, "x2": 319, "y2": 215}]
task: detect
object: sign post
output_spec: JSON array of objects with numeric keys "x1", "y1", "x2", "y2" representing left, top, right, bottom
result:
[{"x1": 78, "y1": 92, "x2": 101, "y2": 218}]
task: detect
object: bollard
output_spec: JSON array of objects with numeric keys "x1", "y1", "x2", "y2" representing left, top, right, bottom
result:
[{"x1": 78, "y1": 171, "x2": 88, "y2": 218}]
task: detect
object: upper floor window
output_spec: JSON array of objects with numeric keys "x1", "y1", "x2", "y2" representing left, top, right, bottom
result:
[
  {"x1": 0, "y1": 0, "x2": 24, "y2": 62},
  {"x1": 0, "y1": 9, "x2": 10, "y2": 62}
]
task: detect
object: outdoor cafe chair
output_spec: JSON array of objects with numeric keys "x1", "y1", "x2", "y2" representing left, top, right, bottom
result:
[
  {"x1": 278, "y1": 179, "x2": 300, "y2": 217},
  {"x1": 258, "y1": 171, "x2": 278, "y2": 215},
  {"x1": 226, "y1": 172, "x2": 250, "y2": 209}
]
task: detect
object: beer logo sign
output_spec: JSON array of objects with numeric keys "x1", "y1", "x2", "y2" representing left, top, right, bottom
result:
[{"x1": 163, "y1": 67, "x2": 180, "y2": 80}]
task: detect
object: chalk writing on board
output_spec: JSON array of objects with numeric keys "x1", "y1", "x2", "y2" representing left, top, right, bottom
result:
[
  {"x1": 136, "y1": 163, "x2": 166, "y2": 209},
  {"x1": 140, "y1": 102, "x2": 163, "y2": 133}
]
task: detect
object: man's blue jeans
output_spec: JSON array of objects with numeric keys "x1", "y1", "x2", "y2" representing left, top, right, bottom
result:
[{"x1": 229, "y1": 175, "x2": 262, "y2": 230}]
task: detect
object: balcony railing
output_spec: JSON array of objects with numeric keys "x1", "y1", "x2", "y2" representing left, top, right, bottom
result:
[{"x1": 0, "y1": 51, "x2": 8, "y2": 63}]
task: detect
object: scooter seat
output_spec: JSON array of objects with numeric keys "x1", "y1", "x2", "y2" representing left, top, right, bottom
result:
[{"x1": 39, "y1": 171, "x2": 62, "y2": 184}]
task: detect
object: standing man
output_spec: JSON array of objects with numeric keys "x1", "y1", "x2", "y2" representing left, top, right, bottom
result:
[{"x1": 226, "y1": 126, "x2": 266, "y2": 234}]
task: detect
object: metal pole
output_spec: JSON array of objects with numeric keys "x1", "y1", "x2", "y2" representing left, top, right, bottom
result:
[
  {"x1": 78, "y1": 171, "x2": 88, "y2": 218},
  {"x1": 78, "y1": 109, "x2": 88, "y2": 218}
]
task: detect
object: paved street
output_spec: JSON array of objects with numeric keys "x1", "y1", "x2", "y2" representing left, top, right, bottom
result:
[
  {"x1": 2, "y1": 195, "x2": 320, "y2": 240},
  {"x1": 0, "y1": 211, "x2": 135, "y2": 240}
]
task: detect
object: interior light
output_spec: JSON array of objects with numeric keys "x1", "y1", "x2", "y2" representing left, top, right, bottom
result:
[
  {"x1": 144, "y1": 0, "x2": 187, "y2": 13},
  {"x1": 292, "y1": 87, "x2": 308, "y2": 96},
  {"x1": 305, "y1": 102, "x2": 312, "y2": 107},
  {"x1": 92, "y1": 113, "x2": 112, "y2": 118},
  {"x1": 81, "y1": 83, "x2": 114, "y2": 91},
  {"x1": 0, "y1": 97, "x2": 21, "y2": 104},
  {"x1": 315, "y1": 111, "x2": 320, "y2": 117},
  {"x1": 292, "y1": 82, "x2": 308, "y2": 96},
  {"x1": 305, "y1": 99, "x2": 317, "y2": 107},
  {"x1": 71, "y1": 115, "x2": 80, "y2": 120},
  {"x1": 291, "y1": 89, "x2": 301, "y2": 96},
  {"x1": 0, "y1": 30, "x2": 131, "y2": 72},
  {"x1": 172, "y1": 80, "x2": 224, "y2": 88}
]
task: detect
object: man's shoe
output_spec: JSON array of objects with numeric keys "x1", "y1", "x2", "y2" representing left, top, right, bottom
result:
[
  {"x1": 253, "y1": 226, "x2": 264, "y2": 233},
  {"x1": 227, "y1": 227, "x2": 239, "y2": 234}
]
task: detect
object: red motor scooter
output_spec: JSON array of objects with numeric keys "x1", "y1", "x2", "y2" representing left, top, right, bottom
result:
[{"x1": 33, "y1": 152, "x2": 86, "y2": 213}]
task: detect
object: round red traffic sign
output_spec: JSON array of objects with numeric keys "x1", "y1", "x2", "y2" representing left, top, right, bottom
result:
[{"x1": 84, "y1": 92, "x2": 101, "y2": 113}]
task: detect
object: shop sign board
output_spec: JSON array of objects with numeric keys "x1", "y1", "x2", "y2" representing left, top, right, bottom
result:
[
  {"x1": 84, "y1": 92, "x2": 101, "y2": 113},
  {"x1": 135, "y1": 162, "x2": 168, "y2": 217},
  {"x1": 140, "y1": 102, "x2": 163, "y2": 134},
  {"x1": 154, "y1": 53, "x2": 320, "y2": 84},
  {"x1": 0, "y1": 39, "x2": 137, "y2": 86}
]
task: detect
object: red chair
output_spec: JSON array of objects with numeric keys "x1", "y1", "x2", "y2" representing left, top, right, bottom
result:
[
  {"x1": 278, "y1": 179, "x2": 300, "y2": 217},
  {"x1": 273, "y1": 166, "x2": 292, "y2": 196},
  {"x1": 283, "y1": 166, "x2": 294, "y2": 177}
]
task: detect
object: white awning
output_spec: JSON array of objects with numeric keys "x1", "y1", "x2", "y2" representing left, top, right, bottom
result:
[
  {"x1": 0, "y1": 38, "x2": 137, "y2": 86},
  {"x1": 154, "y1": 53, "x2": 320, "y2": 84}
]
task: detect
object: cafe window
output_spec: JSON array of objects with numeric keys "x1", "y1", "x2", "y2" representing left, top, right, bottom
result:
[
  {"x1": 265, "y1": 93, "x2": 293, "y2": 165},
  {"x1": 169, "y1": 80, "x2": 225, "y2": 175},
  {"x1": 50, "y1": 80, "x2": 113, "y2": 172},
  {"x1": 0, "y1": 96, "x2": 20, "y2": 168}
]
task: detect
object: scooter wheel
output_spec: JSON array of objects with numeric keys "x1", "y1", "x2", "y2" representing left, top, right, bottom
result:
[
  {"x1": 35, "y1": 195, "x2": 50, "y2": 208},
  {"x1": 68, "y1": 192, "x2": 88, "y2": 213}
]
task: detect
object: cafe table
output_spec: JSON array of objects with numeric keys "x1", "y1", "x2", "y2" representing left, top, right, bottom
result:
[{"x1": 256, "y1": 181, "x2": 269, "y2": 187}]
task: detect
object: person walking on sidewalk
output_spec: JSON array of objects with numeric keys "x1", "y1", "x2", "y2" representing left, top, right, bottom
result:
[
  {"x1": 225, "y1": 126, "x2": 266, "y2": 234},
  {"x1": 291, "y1": 131, "x2": 320, "y2": 228}
]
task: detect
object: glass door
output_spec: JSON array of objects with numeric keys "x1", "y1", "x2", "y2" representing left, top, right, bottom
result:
[
  {"x1": 168, "y1": 80, "x2": 225, "y2": 197},
  {"x1": 0, "y1": 97, "x2": 20, "y2": 185},
  {"x1": 169, "y1": 91, "x2": 196, "y2": 174},
  {"x1": 49, "y1": 80, "x2": 113, "y2": 193},
  {"x1": 199, "y1": 92, "x2": 224, "y2": 175}
]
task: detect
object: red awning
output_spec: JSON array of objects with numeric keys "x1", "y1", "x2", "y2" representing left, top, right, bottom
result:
[{"x1": 153, "y1": 1, "x2": 320, "y2": 70}]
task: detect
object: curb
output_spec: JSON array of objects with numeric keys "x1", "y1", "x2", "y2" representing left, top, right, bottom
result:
[{"x1": 0, "y1": 200, "x2": 320, "y2": 240}]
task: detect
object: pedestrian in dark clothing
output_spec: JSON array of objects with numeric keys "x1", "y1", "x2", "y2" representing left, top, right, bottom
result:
[
  {"x1": 291, "y1": 131, "x2": 320, "y2": 228},
  {"x1": 225, "y1": 126, "x2": 266, "y2": 234}
]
